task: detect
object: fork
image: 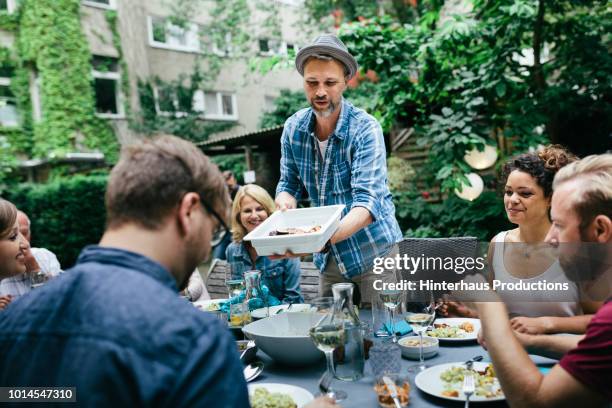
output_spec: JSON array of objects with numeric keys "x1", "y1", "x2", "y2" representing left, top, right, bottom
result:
[
  {"x1": 463, "y1": 370, "x2": 475, "y2": 408},
  {"x1": 276, "y1": 301, "x2": 294, "y2": 314}
]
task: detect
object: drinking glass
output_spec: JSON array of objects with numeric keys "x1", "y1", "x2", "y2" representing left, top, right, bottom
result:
[
  {"x1": 229, "y1": 303, "x2": 249, "y2": 327},
  {"x1": 30, "y1": 270, "x2": 49, "y2": 290},
  {"x1": 404, "y1": 292, "x2": 436, "y2": 372},
  {"x1": 309, "y1": 297, "x2": 347, "y2": 402},
  {"x1": 226, "y1": 279, "x2": 245, "y2": 299},
  {"x1": 379, "y1": 290, "x2": 402, "y2": 343}
]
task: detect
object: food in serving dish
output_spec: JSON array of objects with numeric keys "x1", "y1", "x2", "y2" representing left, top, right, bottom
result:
[
  {"x1": 268, "y1": 225, "x2": 322, "y2": 236},
  {"x1": 250, "y1": 388, "x2": 297, "y2": 408},
  {"x1": 400, "y1": 337, "x2": 437, "y2": 347},
  {"x1": 427, "y1": 321, "x2": 474, "y2": 338},
  {"x1": 195, "y1": 302, "x2": 221, "y2": 312},
  {"x1": 374, "y1": 380, "x2": 410, "y2": 407},
  {"x1": 439, "y1": 364, "x2": 503, "y2": 399}
]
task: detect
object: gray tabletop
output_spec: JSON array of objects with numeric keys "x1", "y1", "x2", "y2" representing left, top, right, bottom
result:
[{"x1": 245, "y1": 316, "x2": 558, "y2": 408}]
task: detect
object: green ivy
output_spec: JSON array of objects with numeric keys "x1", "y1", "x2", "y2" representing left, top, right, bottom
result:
[
  {"x1": 105, "y1": 9, "x2": 131, "y2": 119},
  {"x1": 17, "y1": 0, "x2": 118, "y2": 161}
]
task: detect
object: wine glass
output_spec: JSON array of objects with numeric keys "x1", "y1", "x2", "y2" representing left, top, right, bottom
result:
[
  {"x1": 379, "y1": 290, "x2": 402, "y2": 343},
  {"x1": 309, "y1": 297, "x2": 347, "y2": 402},
  {"x1": 404, "y1": 291, "x2": 436, "y2": 372}
]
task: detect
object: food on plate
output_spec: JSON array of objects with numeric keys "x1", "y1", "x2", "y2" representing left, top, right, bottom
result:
[
  {"x1": 374, "y1": 380, "x2": 410, "y2": 407},
  {"x1": 439, "y1": 364, "x2": 504, "y2": 399},
  {"x1": 194, "y1": 301, "x2": 221, "y2": 312},
  {"x1": 427, "y1": 321, "x2": 474, "y2": 338},
  {"x1": 250, "y1": 388, "x2": 297, "y2": 408},
  {"x1": 268, "y1": 225, "x2": 322, "y2": 236}
]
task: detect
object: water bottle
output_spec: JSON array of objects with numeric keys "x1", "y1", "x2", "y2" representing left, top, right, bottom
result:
[{"x1": 331, "y1": 283, "x2": 365, "y2": 381}]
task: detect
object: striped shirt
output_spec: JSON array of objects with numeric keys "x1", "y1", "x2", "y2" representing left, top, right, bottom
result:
[{"x1": 276, "y1": 98, "x2": 402, "y2": 278}]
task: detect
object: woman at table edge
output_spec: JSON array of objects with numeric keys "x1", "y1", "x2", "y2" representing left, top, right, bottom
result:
[
  {"x1": 226, "y1": 184, "x2": 303, "y2": 304},
  {"x1": 443, "y1": 145, "x2": 601, "y2": 336}
]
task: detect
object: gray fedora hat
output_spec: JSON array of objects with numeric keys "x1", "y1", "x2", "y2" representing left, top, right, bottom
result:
[{"x1": 295, "y1": 34, "x2": 358, "y2": 79}]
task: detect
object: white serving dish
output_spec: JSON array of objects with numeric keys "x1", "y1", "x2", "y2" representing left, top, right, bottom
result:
[
  {"x1": 248, "y1": 383, "x2": 314, "y2": 408},
  {"x1": 243, "y1": 205, "x2": 345, "y2": 256},
  {"x1": 242, "y1": 312, "x2": 323, "y2": 366},
  {"x1": 251, "y1": 303, "x2": 313, "y2": 319},
  {"x1": 426, "y1": 318, "x2": 481, "y2": 342},
  {"x1": 398, "y1": 335, "x2": 439, "y2": 360}
]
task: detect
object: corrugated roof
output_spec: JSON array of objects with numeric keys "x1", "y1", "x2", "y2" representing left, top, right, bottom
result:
[{"x1": 197, "y1": 125, "x2": 284, "y2": 147}]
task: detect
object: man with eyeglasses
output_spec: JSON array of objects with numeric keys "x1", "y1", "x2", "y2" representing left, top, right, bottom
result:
[
  {"x1": 0, "y1": 135, "x2": 247, "y2": 406},
  {"x1": 274, "y1": 34, "x2": 402, "y2": 307}
]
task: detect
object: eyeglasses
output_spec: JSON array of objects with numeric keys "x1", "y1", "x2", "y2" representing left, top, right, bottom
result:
[{"x1": 201, "y1": 199, "x2": 230, "y2": 246}]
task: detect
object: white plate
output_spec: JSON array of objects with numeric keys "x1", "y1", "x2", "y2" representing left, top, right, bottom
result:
[
  {"x1": 251, "y1": 304, "x2": 313, "y2": 319},
  {"x1": 415, "y1": 361, "x2": 505, "y2": 402},
  {"x1": 193, "y1": 299, "x2": 227, "y2": 312},
  {"x1": 248, "y1": 383, "x2": 314, "y2": 408},
  {"x1": 426, "y1": 318, "x2": 481, "y2": 342}
]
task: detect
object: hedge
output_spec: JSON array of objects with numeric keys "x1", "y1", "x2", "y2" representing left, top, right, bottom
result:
[{"x1": 4, "y1": 175, "x2": 108, "y2": 268}]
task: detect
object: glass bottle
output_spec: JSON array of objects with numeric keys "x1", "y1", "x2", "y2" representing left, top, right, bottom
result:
[
  {"x1": 331, "y1": 283, "x2": 365, "y2": 381},
  {"x1": 244, "y1": 270, "x2": 268, "y2": 318}
]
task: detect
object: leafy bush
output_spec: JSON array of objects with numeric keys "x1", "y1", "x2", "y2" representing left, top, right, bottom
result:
[
  {"x1": 5, "y1": 175, "x2": 108, "y2": 268},
  {"x1": 393, "y1": 190, "x2": 511, "y2": 241}
]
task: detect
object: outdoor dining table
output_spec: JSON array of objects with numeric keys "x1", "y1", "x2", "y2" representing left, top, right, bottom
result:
[{"x1": 244, "y1": 311, "x2": 559, "y2": 408}]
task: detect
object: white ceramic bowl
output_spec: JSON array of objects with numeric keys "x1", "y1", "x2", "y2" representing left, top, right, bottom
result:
[
  {"x1": 243, "y1": 205, "x2": 345, "y2": 256},
  {"x1": 398, "y1": 335, "x2": 439, "y2": 360},
  {"x1": 251, "y1": 304, "x2": 314, "y2": 319},
  {"x1": 242, "y1": 312, "x2": 323, "y2": 366}
]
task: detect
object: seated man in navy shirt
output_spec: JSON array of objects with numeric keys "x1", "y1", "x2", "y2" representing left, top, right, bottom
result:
[{"x1": 0, "y1": 135, "x2": 249, "y2": 407}]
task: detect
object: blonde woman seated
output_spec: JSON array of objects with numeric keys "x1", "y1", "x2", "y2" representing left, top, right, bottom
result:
[
  {"x1": 444, "y1": 146, "x2": 601, "y2": 336},
  {"x1": 226, "y1": 184, "x2": 303, "y2": 304}
]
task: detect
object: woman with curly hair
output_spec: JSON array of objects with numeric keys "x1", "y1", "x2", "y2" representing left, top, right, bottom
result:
[{"x1": 444, "y1": 146, "x2": 601, "y2": 337}]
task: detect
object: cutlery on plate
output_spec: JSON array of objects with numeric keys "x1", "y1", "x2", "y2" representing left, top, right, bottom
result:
[
  {"x1": 243, "y1": 361, "x2": 264, "y2": 382},
  {"x1": 276, "y1": 302, "x2": 295, "y2": 314},
  {"x1": 382, "y1": 376, "x2": 402, "y2": 408},
  {"x1": 465, "y1": 355, "x2": 483, "y2": 366},
  {"x1": 462, "y1": 370, "x2": 475, "y2": 408}
]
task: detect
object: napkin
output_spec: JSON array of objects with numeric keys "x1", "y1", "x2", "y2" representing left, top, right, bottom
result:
[
  {"x1": 383, "y1": 320, "x2": 413, "y2": 336},
  {"x1": 219, "y1": 284, "x2": 281, "y2": 314}
]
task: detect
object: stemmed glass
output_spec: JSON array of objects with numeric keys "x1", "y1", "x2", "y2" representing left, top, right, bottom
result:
[
  {"x1": 404, "y1": 291, "x2": 436, "y2": 372},
  {"x1": 379, "y1": 290, "x2": 403, "y2": 343},
  {"x1": 309, "y1": 297, "x2": 347, "y2": 402}
]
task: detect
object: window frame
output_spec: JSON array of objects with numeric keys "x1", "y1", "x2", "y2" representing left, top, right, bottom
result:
[
  {"x1": 147, "y1": 16, "x2": 200, "y2": 54},
  {"x1": 155, "y1": 87, "x2": 238, "y2": 121},
  {"x1": 92, "y1": 61, "x2": 124, "y2": 119},
  {"x1": 0, "y1": 76, "x2": 19, "y2": 127},
  {"x1": 82, "y1": 0, "x2": 117, "y2": 11}
]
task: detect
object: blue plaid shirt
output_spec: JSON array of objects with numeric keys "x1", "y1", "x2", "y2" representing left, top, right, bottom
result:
[{"x1": 276, "y1": 98, "x2": 402, "y2": 278}]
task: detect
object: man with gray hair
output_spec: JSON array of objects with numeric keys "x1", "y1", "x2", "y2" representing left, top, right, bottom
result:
[{"x1": 274, "y1": 34, "x2": 402, "y2": 306}]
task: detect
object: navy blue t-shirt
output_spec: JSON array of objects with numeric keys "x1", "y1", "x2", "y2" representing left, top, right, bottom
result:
[{"x1": 0, "y1": 246, "x2": 249, "y2": 407}]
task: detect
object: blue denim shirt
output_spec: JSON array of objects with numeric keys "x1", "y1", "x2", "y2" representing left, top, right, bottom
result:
[
  {"x1": 0, "y1": 246, "x2": 249, "y2": 408},
  {"x1": 276, "y1": 99, "x2": 403, "y2": 278},
  {"x1": 226, "y1": 241, "x2": 303, "y2": 304}
]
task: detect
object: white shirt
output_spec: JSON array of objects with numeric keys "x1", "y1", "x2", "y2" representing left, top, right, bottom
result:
[{"x1": 0, "y1": 248, "x2": 63, "y2": 298}]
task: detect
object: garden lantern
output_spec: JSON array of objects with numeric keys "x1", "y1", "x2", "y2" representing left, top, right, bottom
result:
[
  {"x1": 455, "y1": 172, "x2": 484, "y2": 201},
  {"x1": 463, "y1": 144, "x2": 498, "y2": 170}
]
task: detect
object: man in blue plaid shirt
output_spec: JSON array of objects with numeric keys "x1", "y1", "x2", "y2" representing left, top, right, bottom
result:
[{"x1": 274, "y1": 34, "x2": 402, "y2": 306}]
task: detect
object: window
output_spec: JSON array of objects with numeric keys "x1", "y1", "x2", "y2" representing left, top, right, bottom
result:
[
  {"x1": 92, "y1": 56, "x2": 122, "y2": 117},
  {"x1": 148, "y1": 16, "x2": 200, "y2": 53},
  {"x1": 0, "y1": 0, "x2": 17, "y2": 13},
  {"x1": 210, "y1": 32, "x2": 232, "y2": 57},
  {"x1": 192, "y1": 90, "x2": 238, "y2": 120},
  {"x1": 258, "y1": 38, "x2": 281, "y2": 56},
  {"x1": 0, "y1": 77, "x2": 18, "y2": 127},
  {"x1": 82, "y1": 0, "x2": 116, "y2": 10}
]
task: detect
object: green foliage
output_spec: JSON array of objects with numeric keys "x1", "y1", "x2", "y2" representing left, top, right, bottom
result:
[
  {"x1": 259, "y1": 89, "x2": 308, "y2": 128},
  {"x1": 394, "y1": 190, "x2": 511, "y2": 241},
  {"x1": 5, "y1": 175, "x2": 108, "y2": 268},
  {"x1": 340, "y1": 1, "x2": 611, "y2": 193},
  {"x1": 133, "y1": 77, "x2": 236, "y2": 144},
  {"x1": 211, "y1": 154, "x2": 247, "y2": 184},
  {"x1": 0, "y1": 10, "x2": 19, "y2": 31},
  {"x1": 17, "y1": 0, "x2": 118, "y2": 160},
  {"x1": 105, "y1": 10, "x2": 131, "y2": 119}
]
